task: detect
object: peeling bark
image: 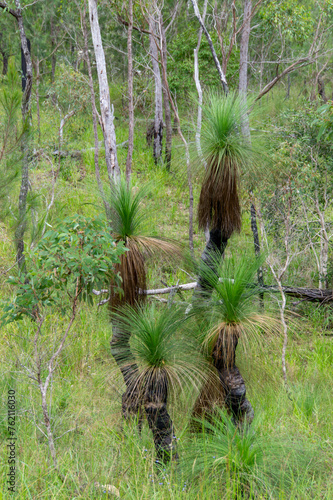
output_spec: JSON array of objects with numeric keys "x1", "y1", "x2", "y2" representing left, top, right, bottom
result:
[
  {"x1": 82, "y1": 4, "x2": 110, "y2": 218},
  {"x1": 88, "y1": 0, "x2": 120, "y2": 183}
]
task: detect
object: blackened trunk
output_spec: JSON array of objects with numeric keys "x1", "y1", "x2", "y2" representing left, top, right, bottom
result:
[
  {"x1": 21, "y1": 38, "x2": 30, "y2": 91},
  {"x1": 149, "y1": 21, "x2": 163, "y2": 164},
  {"x1": 318, "y1": 75, "x2": 327, "y2": 102},
  {"x1": 110, "y1": 325, "x2": 141, "y2": 418},
  {"x1": 2, "y1": 51, "x2": 8, "y2": 75},
  {"x1": 212, "y1": 333, "x2": 254, "y2": 424},
  {"x1": 250, "y1": 202, "x2": 264, "y2": 294},
  {"x1": 197, "y1": 228, "x2": 228, "y2": 293},
  {"x1": 144, "y1": 372, "x2": 177, "y2": 462}
]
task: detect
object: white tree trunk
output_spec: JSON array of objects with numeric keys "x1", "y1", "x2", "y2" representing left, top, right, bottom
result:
[
  {"x1": 238, "y1": 0, "x2": 252, "y2": 138},
  {"x1": 194, "y1": 0, "x2": 208, "y2": 161},
  {"x1": 190, "y1": 0, "x2": 228, "y2": 94},
  {"x1": 149, "y1": 19, "x2": 163, "y2": 164},
  {"x1": 315, "y1": 195, "x2": 329, "y2": 290},
  {"x1": 88, "y1": 0, "x2": 120, "y2": 183},
  {"x1": 126, "y1": 0, "x2": 134, "y2": 182}
]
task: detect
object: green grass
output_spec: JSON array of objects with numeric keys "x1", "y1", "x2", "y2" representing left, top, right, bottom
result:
[{"x1": 1, "y1": 90, "x2": 333, "y2": 499}]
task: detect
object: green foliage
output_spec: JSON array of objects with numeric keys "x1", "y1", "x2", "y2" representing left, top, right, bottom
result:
[
  {"x1": 183, "y1": 410, "x2": 265, "y2": 484},
  {"x1": 167, "y1": 25, "x2": 239, "y2": 98},
  {"x1": 182, "y1": 408, "x2": 325, "y2": 497},
  {"x1": 260, "y1": 0, "x2": 314, "y2": 44},
  {"x1": 200, "y1": 92, "x2": 253, "y2": 170},
  {"x1": 110, "y1": 176, "x2": 150, "y2": 241},
  {"x1": 46, "y1": 63, "x2": 90, "y2": 116},
  {"x1": 314, "y1": 101, "x2": 333, "y2": 143},
  {"x1": 2, "y1": 215, "x2": 126, "y2": 323},
  {"x1": 198, "y1": 254, "x2": 265, "y2": 326},
  {"x1": 112, "y1": 303, "x2": 209, "y2": 394},
  {"x1": 198, "y1": 92, "x2": 260, "y2": 235}
]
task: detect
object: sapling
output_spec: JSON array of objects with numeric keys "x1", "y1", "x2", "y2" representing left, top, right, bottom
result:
[{"x1": 2, "y1": 215, "x2": 126, "y2": 470}]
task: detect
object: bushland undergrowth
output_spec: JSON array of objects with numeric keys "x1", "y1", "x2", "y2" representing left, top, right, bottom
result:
[{"x1": 1, "y1": 88, "x2": 333, "y2": 499}]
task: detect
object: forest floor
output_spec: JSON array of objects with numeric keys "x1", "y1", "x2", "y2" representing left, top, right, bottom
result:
[{"x1": 1, "y1": 90, "x2": 333, "y2": 499}]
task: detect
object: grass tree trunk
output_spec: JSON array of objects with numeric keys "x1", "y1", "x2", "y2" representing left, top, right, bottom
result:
[
  {"x1": 144, "y1": 371, "x2": 177, "y2": 462},
  {"x1": 149, "y1": 19, "x2": 163, "y2": 164},
  {"x1": 109, "y1": 326, "x2": 141, "y2": 418},
  {"x1": 212, "y1": 331, "x2": 254, "y2": 424},
  {"x1": 88, "y1": 0, "x2": 120, "y2": 183},
  {"x1": 197, "y1": 229, "x2": 228, "y2": 293}
]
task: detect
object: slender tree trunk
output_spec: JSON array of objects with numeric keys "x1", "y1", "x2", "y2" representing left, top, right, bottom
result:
[
  {"x1": 156, "y1": 30, "x2": 194, "y2": 253},
  {"x1": 2, "y1": 51, "x2": 8, "y2": 75},
  {"x1": 190, "y1": 0, "x2": 228, "y2": 94},
  {"x1": 82, "y1": 3, "x2": 110, "y2": 218},
  {"x1": 160, "y1": 18, "x2": 172, "y2": 170},
  {"x1": 238, "y1": 0, "x2": 251, "y2": 138},
  {"x1": 36, "y1": 57, "x2": 41, "y2": 142},
  {"x1": 126, "y1": 0, "x2": 134, "y2": 182},
  {"x1": 315, "y1": 194, "x2": 329, "y2": 289},
  {"x1": 318, "y1": 75, "x2": 327, "y2": 102},
  {"x1": 40, "y1": 385, "x2": 58, "y2": 469},
  {"x1": 250, "y1": 202, "x2": 264, "y2": 290},
  {"x1": 20, "y1": 38, "x2": 30, "y2": 91},
  {"x1": 50, "y1": 18, "x2": 56, "y2": 83},
  {"x1": 88, "y1": 0, "x2": 120, "y2": 183},
  {"x1": 193, "y1": 0, "x2": 208, "y2": 162},
  {"x1": 239, "y1": 0, "x2": 264, "y2": 292},
  {"x1": 14, "y1": 1, "x2": 33, "y2": 271},
  {"x1": 149, "y1": 20, "x2": 163, "y2": 164}
]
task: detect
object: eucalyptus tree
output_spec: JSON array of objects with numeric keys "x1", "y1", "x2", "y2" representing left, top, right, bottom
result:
[
  {"x1": 0, "y1": 0, "x2": 32, "y2": 271},
  {"x1": 88, "y1": 0, "x2": 120, "y2": 183},
  {"x1": 148, "y1": 5, "x2": 164, "y2": 164}
]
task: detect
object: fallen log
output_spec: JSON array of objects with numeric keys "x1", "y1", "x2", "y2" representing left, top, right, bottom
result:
[
  {"x1": 139, "y1": 282, "x2": 333, "y2": 303},
  {"x1": 262, "y1": 285, "x2": 333, "y2": 303}
]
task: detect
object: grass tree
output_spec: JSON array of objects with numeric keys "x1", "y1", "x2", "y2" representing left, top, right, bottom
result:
[
  {"x1": 183, "y1": 408, "x2": 323, "y2": 497},
  {"x1": 112, "y1": 303, "x2": 210, "y2": 462},
  {"x1": 192, "y1": 255, "x2": 276, "y2": 424},
  {"x1": 108, "y1": 178, "x2": 181, "y2": 416},
  {"x1": 196, "y1": 93, "x2": 252, "y2": 292}
]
